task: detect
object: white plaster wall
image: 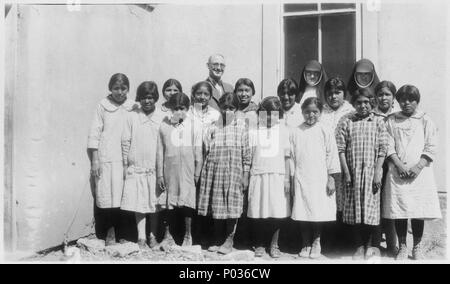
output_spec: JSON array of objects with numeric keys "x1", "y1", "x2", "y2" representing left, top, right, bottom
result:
[
  {"x1": 376, "y1": 1, "x2": 447, "y2": 191},
  {"x1": 9, "y1": 4, "x2": 262, "y2": 251}
]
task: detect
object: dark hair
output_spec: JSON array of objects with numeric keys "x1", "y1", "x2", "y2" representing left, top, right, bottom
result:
[
  {"x1": 257, "y1": 96, "x2": 284, "y2": 119},
  {"x1": 218, "y1": 92, "x2": 240, "y2": 110},
  {"x1": 191, "y1": 81, "x2": 213, "y2": 97},
  {"x1": 298, "y1": 61, "x2": 328, "y2": 104},
  {"x1": 324, "y1": 77, "x2": 347, "y2": 98},
  {"x1": 166, "y1": 92, "x2": 190, "y2": 110},
  {"x1": 136, "y1": 81, "x2": 159, "y2": 102},
  {"x1": 351, "y1": 88, "x2": 376, "y2": 108},
  {"x1": 347, "y1": 59, "x2": 380, "y2": 98},
  {"x1": 375, "y1": 81, "x2": 397, "y2": 97},
  {"x1": 301, "y1": 97, "x2": 323, "y2": 112},
  {"x1": 108, "y1": 73, "x2": 129, "y2": 91},
  {"x1": 162, "y1": 79, "x2": 183, "y2": 94},
  {"x1": 277, "y1": 78, "x2": 298, "y2": 97},
  {"x1": 395, "y1": 84, "x2": 420, "y2": 103},
  {"x1": 234, "y1": 78, "x2": 255, "y2": 95}
]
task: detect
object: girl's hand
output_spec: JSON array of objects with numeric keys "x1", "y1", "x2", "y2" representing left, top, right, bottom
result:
[
  {"x1": 408, "y1": 164, "x2": 423, "y2": 179},
  {"x1": 284, "y1": 178, "x2": 291, "y2": 195},
  {"x1": 290, "y1": 176, "x2": 295, "y2": 198},
  {"x1": 241, "y1": 172, "x2": 250, "y2": 192},
  {"x1": 373, "y1": 168, "x2": 382, "y2": 194},
  {"x1": 158, "y1": 177, "x2": 166, "y2": 191},
  {"x1": 326, "y1": 176, "x2": 336, "y2": 196},
  {"x1": 91, "y1": 160, "x2": 101, "y2": 178},
  {"x1": 344, "y1": 172, "x2": 352, "y2": 190},
  {"x1": 396, "y1": 163, "x2": 409, "y2": 179},
  {"x1": 123, "y1": 166, "x2": 128, "y2": 179}
]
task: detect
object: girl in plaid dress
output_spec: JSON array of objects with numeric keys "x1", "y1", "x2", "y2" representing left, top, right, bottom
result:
[
  {"x1": 198, "y1": 92, "x2": 252, "y2": 254},
  {"x1": 336, "y1": 88, "x2": 388, "y2": 260}
]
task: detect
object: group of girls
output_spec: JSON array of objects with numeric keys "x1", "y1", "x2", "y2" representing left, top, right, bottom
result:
[{"x1": 87, "y1": 57, "x2": 441, "y2": 261}]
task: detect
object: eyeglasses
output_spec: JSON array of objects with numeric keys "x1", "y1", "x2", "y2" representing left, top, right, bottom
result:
[{"x1": 210, "y1": 63, "x2": 226, "y2": 68}]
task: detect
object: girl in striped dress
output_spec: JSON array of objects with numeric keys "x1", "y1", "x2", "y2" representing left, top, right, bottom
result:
[
  {"x1": 197, "y1": 92, "x2": 252, "y2": 254},
  {"x1": 336, "y1": 88, "x2": 388, "y2": 260}
]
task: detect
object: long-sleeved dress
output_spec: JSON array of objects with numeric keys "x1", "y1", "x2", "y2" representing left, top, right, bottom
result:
[
  {"x1": 120, "y1": 108, "x2": 165, "y2": 213},
  {"x1": 335, "y1": 112, "x2": 388, "y2": 226},
  {"x1": 87, "y1": 96, "x2": 137, "y2": 208},
  {"x1": 247, "y1": 122, "x2": 292, "y2": 219},
  {"x1": 290, "y1": 122, "x2": 341, "y2": 222},
  {"x1": 197, "y1": 118, "x2": 251, "y2": 219},
  {"x1": 157, "y1": 115, "x2": 202, "y2": 210},
  {"x1": 382, "y1": 111, "x2": 441, "y2": 219}
]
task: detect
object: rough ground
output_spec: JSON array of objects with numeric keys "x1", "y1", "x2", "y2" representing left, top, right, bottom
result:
[{"x1": 24, "y1": 194, "x2": 446, "y2": 263}]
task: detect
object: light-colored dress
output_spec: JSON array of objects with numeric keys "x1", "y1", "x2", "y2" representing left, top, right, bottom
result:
[
  {"x1": 87, "y1": 97, "x2": 137, "y2": 208},
  {"x1": 290, "y1": 122, "x2": 340, "y2": 222},
  {"x1": 120, "y1": 108, "x2": 165, "y2": 213},
  {"x1": 247, "y1": 122, "x2": 292, "y2": 219},
  {"x1": 157, "y1": 114, "x2": 202, "y2": 210},
  {"x1": 198, "y1": 118, "x2": 251, "y2": 219},
  {"x1": 336, "y1": 112, "x2": 388, "y2": 225},
  {"x1": 284, "y1": 103, "x2": 304, "y2": 128},
  {"x1": 382, "y1": 111, "x2": 441, "y2": 219},
  {"x1": 320, "y1": 101, "x2": 354, "y2": 212}
]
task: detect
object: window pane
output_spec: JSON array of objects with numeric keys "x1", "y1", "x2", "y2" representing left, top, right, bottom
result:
[
  {"x1": 321, "y1": 3, "x2": 356, "y2": 10},
  {"x1": 284, "y1": 4, "x2": 318, "y2": 13},
  {"x1": 284, "y1": 16, "x2": 318, "y2": 80},
  {"x1": 322, "y1": 13, "x2": 356, "y2": 83}
]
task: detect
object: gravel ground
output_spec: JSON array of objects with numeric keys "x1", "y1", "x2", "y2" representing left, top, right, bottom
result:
[{"x1": 24, "y1": 194, "x2": 446, "y2": 263}]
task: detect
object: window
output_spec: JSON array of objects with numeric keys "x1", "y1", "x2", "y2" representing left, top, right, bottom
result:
[{"x1": 282, "y1": 2, "x2": 361, "y2": 83}]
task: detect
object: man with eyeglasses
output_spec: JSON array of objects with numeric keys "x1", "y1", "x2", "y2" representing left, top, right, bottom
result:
[{"x1": 205, "y1": 54, "x2": 234, "y2": 110}]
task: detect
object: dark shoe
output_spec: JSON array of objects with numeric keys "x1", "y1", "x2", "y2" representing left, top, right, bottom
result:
[{"x1": 105, "y1": 227, "x2": 116, "y2": 246}]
